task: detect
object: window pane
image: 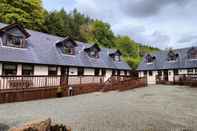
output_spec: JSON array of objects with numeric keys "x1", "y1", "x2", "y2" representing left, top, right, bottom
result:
[
  {"x1": 188, "y1": 69, "x2": 193, "y2": 74},
  {"x1": 102, "y1": 69, "x2": 106, "y2": 76},
  {"x1": 78, "y1": 68, "x2": 84, "y2": 76},
  {"x1": 149, "y1": 71, "x2": 153, "y2": 76},
  {"x1": 3, "y1": 64, "x2": 17, "y2": 75},
  {"x1": 22, "y1": 65, "x2": 33, "y2": 75},
  {"x1": 48, "y1": 66, "x2": 57, "y2": 75},
  {"x1": 95, "y1": 69, "x2": 100, "y2": 76}
]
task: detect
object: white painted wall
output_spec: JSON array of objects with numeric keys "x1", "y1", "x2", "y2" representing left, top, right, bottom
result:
[
  {"x1": 17, "y1": 64, "x2": 22, "y2": 75},
  {"x1": 120, "y1": 71, "x2": 124, "y2": 76},
  {"x1": 84, "y1": 68, "x2": 95, "y2": 75},
  {"x1": 138, "y1": 71, "x2": 144, "y2": 78},
  {"x1": 69, "y1": 67, "x2": 78, "y2": 75},
  {"x1": 34, "y1": 65, "x2": 48, "y2": 75},
  {"x1": 168, "y1": 70, "x2": 174, "y2": 82},
  {"x1": 147, "y1": 71, "x2": 157, "y2": 84},
  {"x1": 57, "y1": 66, "x2": 61, "y2": 75},
  {"x1": 127, "y1": 71, "x2": 131, "y2": 76},
  {"x1": 105, "y1": 69, "x2": 112, "y2": 81},
  {"x1": 178, "y1": 69, "x2": 187, "y2": 75}
]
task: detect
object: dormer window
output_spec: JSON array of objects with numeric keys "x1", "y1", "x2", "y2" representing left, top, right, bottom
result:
[
  {"x1": 84, "y1": 44, "x2": 100, "y2": 58},
  {"x1": 56, "y1": 37, "x2": 77, "y2": 55},
  {"x1": 109, "y1": 50, "x2": 122, "y2": 62},
  {"x1": 167, "y1": 50, "x2": 179, "y2": 61},
  {"x1": 64, "y1": 47, "x2": 75, "y2": 55},
  {"x1": 114, "y1": 55, "x2": 120, "y2": 61},
  {"x1": 188, "y1": 47, "x2": 197, "y2": 60},
  {"x1": 145, "y1": 54, "x2": 156, "y2": 63},
  {"x1": 6, "y1": 34, "x2": 25, "y2": 48},
  {"x1": 0, "y1": 23, "x2": 30, "y2": 48}
]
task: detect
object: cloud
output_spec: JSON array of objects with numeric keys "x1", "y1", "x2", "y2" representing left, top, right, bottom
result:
[
  {"x1": 147, "y1": 31, "x2": 171, "y2": 48},
  {"x1": 178, "y1": 34, "x2": 197, "y2": 43},
  {"x1": 122, "y1": 0, "x2": 190, "y2": 18}
]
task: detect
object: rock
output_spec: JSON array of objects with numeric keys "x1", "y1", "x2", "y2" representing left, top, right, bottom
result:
[
  {"x1": 9, "y1": 118, "x2": 51, "y2": 131},
  {"x1": 24, "y1": 118, "x2": 51, "y2": 131}
]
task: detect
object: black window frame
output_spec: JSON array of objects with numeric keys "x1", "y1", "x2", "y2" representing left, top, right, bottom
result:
[
  {"x1": 78, "y1": 67, "x2": 84, "y2": 76},
  {"x1": 48, "y1": 66, "x2": 58, "y2": 76},
  {"x1": 22, "y1": 64, "x2": 34, "y2": 76},
  {"x1": 124, "y1": 70, "x2": 127, "y2": 76},
  {"x1": 174, "y1": 69, "x2": 178, "y2": 75},
  {"x1": 117, "y1": 70, "x2": 120, "y2": 76},
  {"x1": 63, "y1": 46, "x2": 75, "y2": 55},
  {"x1": 2, "y1": 63, "x2": 17, "y2": 76},
  {"x1": 149, "y1": 71, "x2": 153, "y2": 76},
  {"x1": 94, "y1": 68, "x2": 100, "y2": 76},
  {"x1": 101, "y1": 69, "x2": 106, "y2": 76},
  {"x1": 6, "y1": 34, "x2": 25, "y2": 48},
  {"x1": 112, "y1": 70, "x2": 116, "y2": 76},
  {"x1": 188, "y1": 69, "x2": 193, "y2": 74}
]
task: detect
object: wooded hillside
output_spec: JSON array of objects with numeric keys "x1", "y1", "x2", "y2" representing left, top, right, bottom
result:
[{"x1": 0, "y1": 0, "x2": 159, "y2": 69}]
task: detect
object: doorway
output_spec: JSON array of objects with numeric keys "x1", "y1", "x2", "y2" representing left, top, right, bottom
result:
[
  {"x1": 163, "y1": 70, "x2": 168, "y2": 81},
  {"x1": 60, "y1": 67, "x2": 69, "y2": 86}
]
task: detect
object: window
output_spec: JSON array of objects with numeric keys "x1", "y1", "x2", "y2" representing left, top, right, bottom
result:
[
  {"x1": 22, "y1": 65, "x2": 34, "y2": 75},
  {"x1": 78, "y1": 68, "x2": 84, "y2": 76},
  {"x1": 64, "y1": 47, "x2": 75, "y2": 55},
  {"x1": 95, "y1": 69, "x2": 100, "y2": 76},
  {"x1": 89, "y1": 51, "x2": 99, "y2": 58},
  {"x1": 188, "y1": 69, "x2": 193, "y2": 74},
  {"x1": 2, "y1": 63, "x2": 17, "y2": 76},
  {"x1": 167, "y1": 50, "x2": 178, "y2": 61},
  {"x1": 195, "y1": 69, "x2": 197, "y2": 74},
  {"x1": 101, "y1": 69, "x2": 106, "y2": 76},
  {"x1": 114, "y1": 55, "x2": 120, "y2": 61},
  {"x1": 6, "y1": 34, "x2": 25, "y2": 48},
  {"x1": 124, "y1": 70, "x2": 127, "y2": 76},
  {"x1": 158, "y1": 70, "x2": 162, "y2": 76},
  {"x1": 112, "y1": 70, "x2": 116, "y2": 75},
  {"x1": 146, "y1": 54, "x2": 156, "y2": 63},
  {"x1": 174, "y1": 69, "x2": 178, "y2": 75},
  {"x1": 149, "y1": 71, "x2": 153, "y2": 76},
  {"x1": 144, "y1": 71, "x2": 147, "y2": 76},
  {"x1": 117, "y1": 70, "x2": 120, "y2": 76},
  {"x1": 48, "y1": 66, "x2": 57, "y2": 75},
  {"x1": 188, "y1": 47, "x2": 197, "y2": 59}
]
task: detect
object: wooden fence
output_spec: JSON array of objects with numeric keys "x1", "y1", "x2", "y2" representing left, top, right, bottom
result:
[
  {"x1": 156, "y1": 74, "x2": 197, "y2": 87},
  {"x1": 0, "y1": 75, "x2": 146, "y2": 103},
  {"x1": 174, "y1": 74, "x2": 197, "y2": 87}
]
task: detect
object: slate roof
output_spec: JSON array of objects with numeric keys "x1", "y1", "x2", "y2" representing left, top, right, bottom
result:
[
  {"x1": 0, "y1": 23, "x2": 131, "y2": 70},
  {"x1": 137, "y1": 47, "x2": 197, "y2": 71}
]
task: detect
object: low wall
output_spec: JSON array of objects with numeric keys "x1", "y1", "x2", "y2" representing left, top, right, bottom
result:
[
  {"x1": 103, "y1": 78, "x2": 146, "y2": 92},
  {"x1": 0, "y1": 83, "x2": 102, "y2": 104},
  {"x1": 0, "y1": 87, "x2": 60, "y2": 103},
  {"x1": 0, "y1": 78, "x2": 146, "y2": 104}
]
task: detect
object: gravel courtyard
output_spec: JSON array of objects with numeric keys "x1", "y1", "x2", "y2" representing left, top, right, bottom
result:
[{"x1": 1, "y1": 85, "x2": 197, "y2": 131}]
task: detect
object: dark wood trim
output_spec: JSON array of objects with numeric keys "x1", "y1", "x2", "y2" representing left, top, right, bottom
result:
[{"x1": 0, "y1": 61, "x2": 131, "y2": 71}]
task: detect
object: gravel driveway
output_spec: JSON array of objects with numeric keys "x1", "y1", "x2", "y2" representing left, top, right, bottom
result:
[{"x1": 0, "y1": 85, "x2": 197, "y2": 131}]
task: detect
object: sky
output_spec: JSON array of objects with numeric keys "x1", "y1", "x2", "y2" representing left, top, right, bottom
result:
[{"x1": 43, "y1": 0, "x2": 197, "y2": 49}]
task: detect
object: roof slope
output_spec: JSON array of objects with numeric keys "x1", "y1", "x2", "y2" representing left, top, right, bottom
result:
[
  {"x1": 137, "y1": 47, "x2": 197, "y2": 71},
  {"x1": 0, "y1": 23, "x2": 131, "y2": 70}
]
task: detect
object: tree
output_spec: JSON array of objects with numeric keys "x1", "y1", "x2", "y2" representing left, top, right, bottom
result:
[
  {"x1": 0, "y1": 0, "x2": 44, "y2": 30},
  {"x1": 114, "y1": 36, "x2": 139, "y2": 57},
  {"x1": 43, "y1": 9, "x2": 67, "y2": 37},
  {"x1": 80, "y1": 20, "x2": 115, "y2": 48}
]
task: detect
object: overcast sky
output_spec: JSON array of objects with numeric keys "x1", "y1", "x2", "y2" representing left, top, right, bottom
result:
[{"x1": 43, "y1": 0, "x2": 197, "y2": 49}]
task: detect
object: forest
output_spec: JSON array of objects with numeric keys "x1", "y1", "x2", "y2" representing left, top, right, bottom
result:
[{"x1": 0, "y1": 0, "x2": 159, "y2": 69}]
